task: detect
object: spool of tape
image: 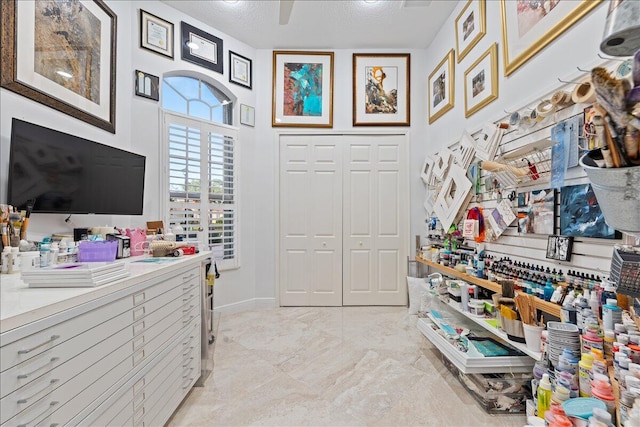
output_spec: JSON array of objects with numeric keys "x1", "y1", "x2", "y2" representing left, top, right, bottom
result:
[
  {"x1": 529, "y1": 109, "x2": 543, "y2": 122},
  {"x1": 536, "y1": 100, "x2": 556, "y2": 117},
  {"x1": 509, "y1": 111, "x2": 520, "y2": 126},
  {"x1": 572, "y1": 78, "x2": 596, "y2": 104}
]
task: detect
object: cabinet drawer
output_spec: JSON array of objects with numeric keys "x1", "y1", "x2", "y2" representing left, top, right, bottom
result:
[
  {"x1": 79, "y1": 385, "x2": 132, "y2": 427},
  {"x1": 130, "y1": 267, "x2": 198, "y2": 309},
  {"x1": 1, "y1": 333, "x2": 134, "y2": 426},
  {"x1": 28, "y1": 350, "x2": 134, "y2": 427},
  {"x1": 1, "y1": 307, "x2": 135, "y2": 398},
  {"x1": 1, "y1": 296, "x2": 133, "y2": 372}
]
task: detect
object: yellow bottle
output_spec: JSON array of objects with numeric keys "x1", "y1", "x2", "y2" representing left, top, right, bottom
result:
[{"x1": 537, "y1": 373, "x2": 552, "y2": 419}]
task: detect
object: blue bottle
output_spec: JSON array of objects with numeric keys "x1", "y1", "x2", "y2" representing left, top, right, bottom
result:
[{"x1": 544, "y1": 278, "x2": 554, "y2": 302}]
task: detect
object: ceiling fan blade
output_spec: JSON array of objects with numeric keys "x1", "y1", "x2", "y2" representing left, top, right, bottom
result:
[{"x1": 279, "y1": 0, "x2": 295, "y2": 25}]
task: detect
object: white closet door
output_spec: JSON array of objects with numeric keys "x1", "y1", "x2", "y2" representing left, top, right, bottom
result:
[
  {"x1": 279, "y1": 135, "x2": 343, "y2": 306},
  {"x1": 343, "y1": 135, "x2": 408, "y2": 306}
]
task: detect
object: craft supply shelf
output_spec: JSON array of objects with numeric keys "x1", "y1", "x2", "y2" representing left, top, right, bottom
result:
[{"x1": 415, "y1": 257, "x2": 562, "y2": 319}]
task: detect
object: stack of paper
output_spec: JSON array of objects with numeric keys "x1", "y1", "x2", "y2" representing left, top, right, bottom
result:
[{"x1": 21, "y1": 262, "x2": 129, "y2": 288}]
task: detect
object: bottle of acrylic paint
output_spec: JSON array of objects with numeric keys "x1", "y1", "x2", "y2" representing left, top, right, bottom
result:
[{"x1": 537, "y1": 373, "x2": 552, "y2": 419}]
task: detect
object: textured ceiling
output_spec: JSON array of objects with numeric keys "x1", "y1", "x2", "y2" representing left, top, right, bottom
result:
[{"x1": 161, "y1": 0, "x2": 457, "y2": 49}]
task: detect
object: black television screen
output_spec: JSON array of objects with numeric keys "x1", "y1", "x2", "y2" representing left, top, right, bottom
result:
[{"x1": 7, "y1": 118, "x2": 146, "y2": 215}]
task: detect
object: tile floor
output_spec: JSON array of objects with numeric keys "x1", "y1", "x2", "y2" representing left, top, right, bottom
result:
[{"x1": 167, "y1": 306, "x2": 526, "y2": 427}]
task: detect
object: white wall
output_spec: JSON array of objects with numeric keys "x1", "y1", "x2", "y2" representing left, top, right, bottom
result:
[
  {"x1": 424, "y1": 1, "x2": 608, "y2": 148},
  {"x1": 0, "y1": 0, "x2": 613, "y2": 309}
]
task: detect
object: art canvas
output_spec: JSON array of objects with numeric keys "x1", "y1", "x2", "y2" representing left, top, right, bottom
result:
[
  {"x1": 283, "y1": 62, "x2": 324, "y2": 117},
  {"x1": 517, "y1": 188, "x2": 555, "y2": 235},
  {"x1": 559, "y1": 183, "x2": 618, "y2": 239}
]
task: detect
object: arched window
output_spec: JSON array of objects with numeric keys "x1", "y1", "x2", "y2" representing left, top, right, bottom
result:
[
  {"x1": 161, "y1": 74, "x2": 238, "y2": 269},
  {"x1": 162, "y1": 75, "x2": 233, "y2": 124}
]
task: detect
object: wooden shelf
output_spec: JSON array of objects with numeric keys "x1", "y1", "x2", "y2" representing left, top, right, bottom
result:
[{"x1": 415, "y1": 256, "x2": 562, "y2": 319}]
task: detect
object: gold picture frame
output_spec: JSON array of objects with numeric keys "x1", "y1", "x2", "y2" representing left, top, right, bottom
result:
[
  {"x1": 272, "y1": 50, "x2": 334, "y2": 128},
  {"x1": 455, "y1": 0, "x2": 486, "y2": 63},
  {"x1": 428, "y1": 49, "x2": 455, "y2": 124},
  {"x1": 500, "y1": 0, "x2": 602, "y2": 76},
  {"x1": 464, "y1": 43, "x2": 498, "y2": 118},
  {"x1": 352, "y1": 53, "x2": 411, "y2": 126}
]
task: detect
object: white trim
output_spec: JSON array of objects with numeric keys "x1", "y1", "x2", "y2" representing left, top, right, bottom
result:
[{"x1": 213, "y1": 297, "x2": 277, "y2": 314}]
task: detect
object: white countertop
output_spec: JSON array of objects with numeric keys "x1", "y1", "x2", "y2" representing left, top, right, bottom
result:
[{"x1": 0, "y1": 252, "x2": 211, "y2": 334}]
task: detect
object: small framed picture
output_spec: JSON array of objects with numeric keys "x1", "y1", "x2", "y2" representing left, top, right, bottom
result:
[
  {"x1": 546, "y1": 235, "x2": 574, "y2": 262},
  {"x1": 455, "y1": 0, "x2": 486, "y2": 63},
  {"x1": 240, "y1": 104, "x2": 255, "y2": 127},
  {"x1": 181, "y1": 21, "x2": 223, "y2": 74},
  {"x1": 464, "y1": 42, "x2": 499, "y2": 118},
  {"x1": 428, "y1": 49, "x2": 455, "y2": 124},
  {"x1": 140, "y1": 9, "x2": 174, "y2": 59},
  {"x1": 134, "y1": 70, "x2": 159, "y2": 101},
  {"x1": 229, "y1": 51, "x2": 252, "y2": 89}
]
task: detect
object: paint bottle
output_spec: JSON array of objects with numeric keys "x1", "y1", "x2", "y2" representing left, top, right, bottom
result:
[
  {"x1": 579, "y1": 352, "x2": 594, "y2": 397},
  {"x1": 544, "y1": 278, "x2": 555, "y2": 302},
  {"x1": 10, "y1": 247, "x2": 20, "y2": 274},
  {"x1": 1, "y1": 246, "x2": 10, "y2": 274},
  {"x1": 537, "y1": 373, "x2": 552, "y2": 419},
  {"x1": 591, "y1": 380, "x2": 616, "y2": 421}
]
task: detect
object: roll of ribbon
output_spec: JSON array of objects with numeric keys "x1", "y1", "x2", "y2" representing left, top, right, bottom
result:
[
  {"x1": 536, "y1": 100, "x2": 557, "y2": 117},
  {"x1": 572, "y1": 78, "x2": 596, "y2": 104},
  {"x1": 550, "y1": 91, "x2": 572, "y2": 107},
  {"x1": 529, "y1": 109, "x2": 543, "y2": 122}
]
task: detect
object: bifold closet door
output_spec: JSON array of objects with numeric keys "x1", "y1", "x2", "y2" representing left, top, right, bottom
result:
[
  {"x1": 343, "y1": 135, "x2": 408, "y2": 306},
  {"x1": 279, "y1": 135, "x2": 343, "y2": 306}
]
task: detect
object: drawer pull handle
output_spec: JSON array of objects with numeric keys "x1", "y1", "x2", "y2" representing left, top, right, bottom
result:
[
  {"x1": 182, "y1": 367, "x2": 194, "y2": 378},
  {"x1": 182, "y1": 305, "x2": 195, "y2": 313},
  {"x1": 17, "y1": 357, "x2": 60, "y2": 379},
  {"x1": 182, "y1": 379, "x2": 193, "y2": 390},
  {"x1": 17, "y1": 379, "x2": 59, "y2": 403},
  {"x1": 182, "y1": 316, "x2": 194, "y2": 324},
  {"x1": 18, "y1": 335, "x2": 60, "y2": 354},
  {"x1": 16, "y1": 401, "x2": 59, "y2": 427},
  {"x1": 182, "y1": 357, "x2": 194, "y2": 367}
]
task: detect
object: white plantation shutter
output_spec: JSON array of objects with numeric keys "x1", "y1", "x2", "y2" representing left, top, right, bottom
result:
[{"x1": 164, "y1": 112, "x2": 238, "y2": 269}]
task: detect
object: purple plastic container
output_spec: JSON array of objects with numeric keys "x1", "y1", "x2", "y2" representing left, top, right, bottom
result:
[{"x1": 78, "y1": 241, "x2": 118, "y2": 262}]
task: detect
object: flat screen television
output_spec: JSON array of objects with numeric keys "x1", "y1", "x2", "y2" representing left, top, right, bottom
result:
[{"x1": 7, "y1": 118, "x2": 146, "y2": 215}]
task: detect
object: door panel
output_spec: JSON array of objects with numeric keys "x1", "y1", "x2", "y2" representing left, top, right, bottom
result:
[
  {"x1": 343, "y1": 135, "x2": 408, "y2": 306},
  {"x1": 279, "y1": 135, "x2": 342, "y2": 306}
]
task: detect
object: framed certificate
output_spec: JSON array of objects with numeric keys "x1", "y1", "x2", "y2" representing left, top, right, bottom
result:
[
  {"x1": 140, "y1": 9, "x2": 174, "y2": 59},
  {"x1": 181, "y1": 21, "x2": 223, "y2": 74}
]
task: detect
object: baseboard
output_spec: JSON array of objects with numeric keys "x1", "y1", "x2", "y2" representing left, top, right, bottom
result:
[{"x1": 214, "y1": 297, "x2": 277, "y2": 314}]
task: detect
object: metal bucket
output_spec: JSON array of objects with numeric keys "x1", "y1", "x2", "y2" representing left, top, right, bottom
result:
[{"x1": 579, "y1": 150, "x2": 640, "y2": 233}]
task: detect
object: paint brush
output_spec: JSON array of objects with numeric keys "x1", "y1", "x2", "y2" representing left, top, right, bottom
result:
[{"x1": 19, "y1": 199, "x2": 34, "y2": 240}]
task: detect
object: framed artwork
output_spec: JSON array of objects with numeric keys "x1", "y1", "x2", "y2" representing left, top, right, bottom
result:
[
  {"x1": 559, "y1": 183, "x2": 620, "y2": 239},
  {"x1": 240, "y1": 104, "x2": 255, "y2": 127},
  {"x1": 428, "y1": 50, "x2": 455, "y2": 124},
  {"x1": 464, "y1": 43, "x2": 499, "y2": 118},
  {"x1": 134, "y1": 70, "x2": 159, "y2": 101},
  {"x1": 517, "y1": 188, "x2": 555, "y2": 235},
  {"x1": 500, "y1": 0, "x2": 602, "y2": 76},
  {"x1": 139, "y1": 9, "x2": 174, "y2": 59},
  {"x1": 455, "y1": 0, "x2": 486, "y2": 63},
  {"x1": 352, "y1": 53, "x2": 410, "y2": 126},
  {"x1": 1, "y1": 0, "x2": 117, "y2": 133},
  {"x1": 181, "y1": 21, "x2": 223, "y2": 74},
  {"x1": 272, "y1": 51, "x2": 334, "y2": 128},
  {"x1": 229, "y1": 51, "x2": 252, "y2": 89},
  {"x1": 546, "y1": 235, "x2": 573, "y2": 262}
]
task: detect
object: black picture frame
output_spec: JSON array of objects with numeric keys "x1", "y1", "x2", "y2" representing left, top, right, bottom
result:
[
  {"x1": 180, "y1": 21, "x2": 223, "y2": 74},
  {"x1": 546, "y1": 235, "x2": 574, "y2": 262},
  {"x1": 229, "y1": 51, "x2": 252, "y2": 89},
  {"x1": 134, "y1": 70, "x2": 159, "y2": 101},
  {"x1": 139, "y1": 9, "x2": 174, "y2": 59}
]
